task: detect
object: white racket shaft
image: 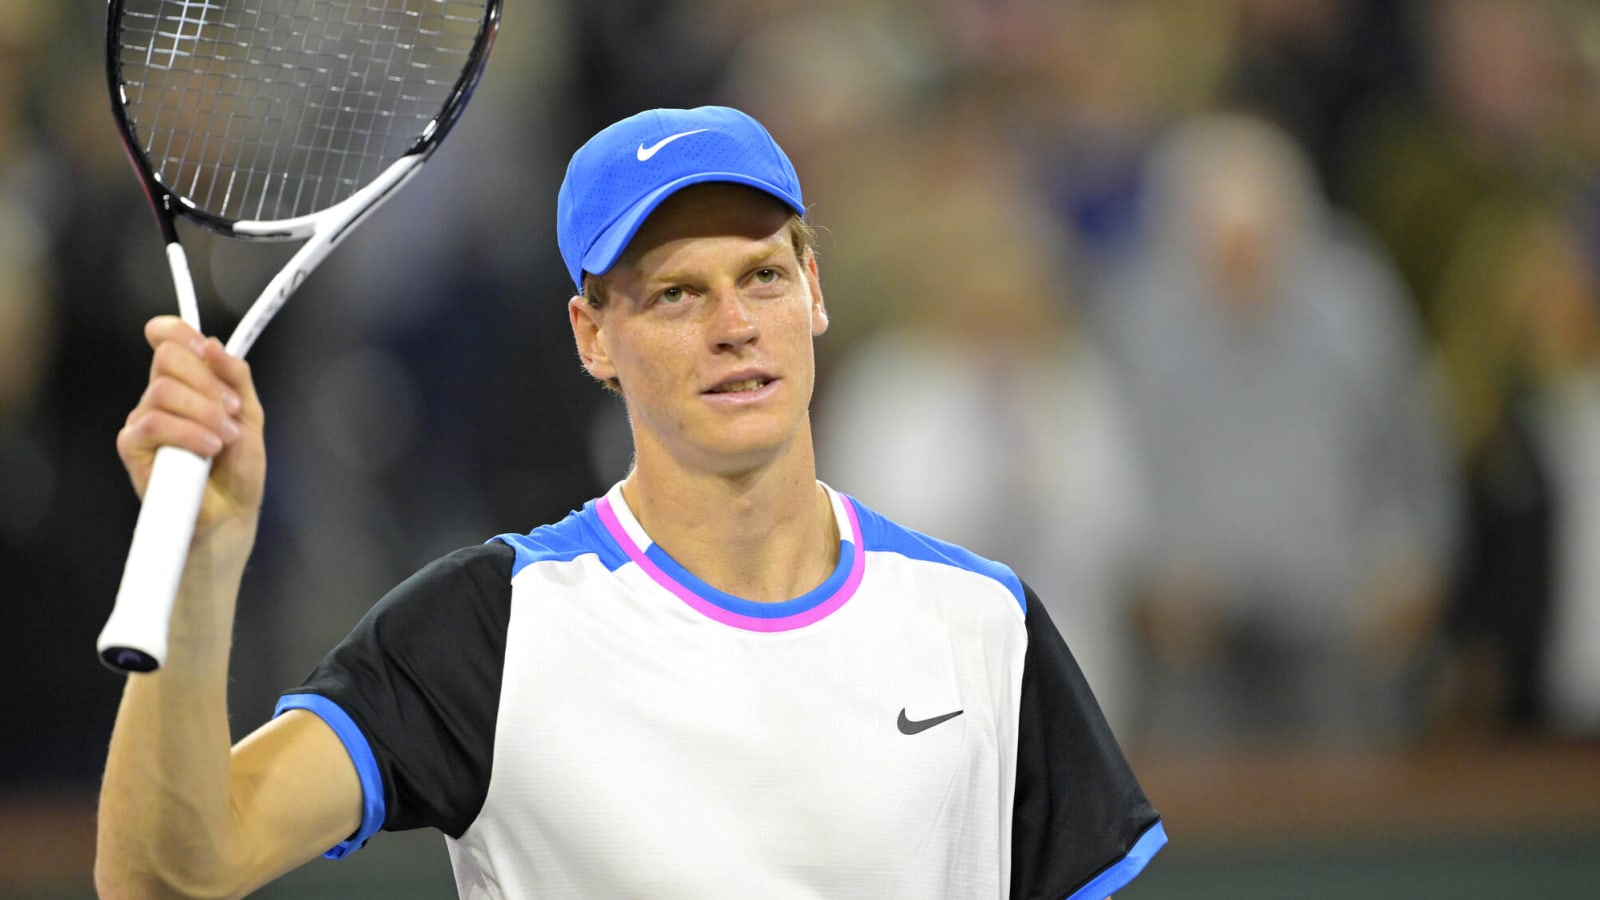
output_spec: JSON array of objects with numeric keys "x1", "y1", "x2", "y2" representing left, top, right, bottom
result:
[{"x1": 97, "y1": 156, "x2": 422, "y2": 673}]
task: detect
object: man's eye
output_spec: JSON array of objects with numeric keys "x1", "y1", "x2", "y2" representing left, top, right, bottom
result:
[
  {"x1": 658, "y1": 287, "x2": 684, "y2": 304},
  {"x1": 753, "y1": 268, "x2": 778, "y2": 284}
]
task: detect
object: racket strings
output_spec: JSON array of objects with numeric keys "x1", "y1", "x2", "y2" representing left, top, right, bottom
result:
[{"x1": 115, "y1": 0, "x2": 488, "y2": 223}]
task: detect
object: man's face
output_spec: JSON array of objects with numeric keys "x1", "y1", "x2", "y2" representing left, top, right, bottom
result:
[{"x1": 569, "y1": 184, "x2": 828, "y2": 477}]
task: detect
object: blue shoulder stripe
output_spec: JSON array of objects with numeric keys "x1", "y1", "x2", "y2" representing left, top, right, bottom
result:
[
  {"x1": 492, "y1": 498, "x2": 627, "y2": 577},
  {"x1": 847, "y1": 496, "x2": 1026, "y2": 614}
]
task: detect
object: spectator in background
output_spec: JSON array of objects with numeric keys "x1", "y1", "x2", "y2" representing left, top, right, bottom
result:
[
  {"x1": 997, "y1": 0, "x2": 1233, "y2": 278},
  {"x1": 1342, "y1": 0, "x2": 1600, "y2": 737},
  {"x1": 1219, "y1": 0, "x2": 1425, "y2": 211},
  {"x1": 1091, "y1": 112, "x2": 1459, "y2": 749},
  {"x1": 1430, "y1": 202, "x2": 1600, "y2": 737},
  {"x1": 1339, "y1": 0, "x2": 1577, "y2": 336},
  {"x1": 1520, "y1": 213, "x2": 1600, "y2": 738},
  {"x1": 815, "y1": 144, "x2": 1147, "y2": 734}
]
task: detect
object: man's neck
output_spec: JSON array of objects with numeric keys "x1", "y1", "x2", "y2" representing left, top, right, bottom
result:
[{"x1": 620, "y1": 450, "x2": 839, "y2": 604}]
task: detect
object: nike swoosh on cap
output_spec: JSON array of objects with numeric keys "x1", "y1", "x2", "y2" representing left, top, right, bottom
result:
[
  {"x1": 897, "y1": 708, "x2": 964, "y2": 735},
  {"x1": 636, "y1": 129, "x2": 709, "y2": 161}
]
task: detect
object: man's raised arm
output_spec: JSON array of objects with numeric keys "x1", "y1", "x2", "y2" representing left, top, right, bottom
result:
[{"x1": 96, "y1": 317, "x2": 362, "y2": 899}]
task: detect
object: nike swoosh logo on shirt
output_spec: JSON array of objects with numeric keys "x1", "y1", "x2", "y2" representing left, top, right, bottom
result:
[
  {"x1": 897, "y1": 708, "x2": 963, "y2": 735},
  {"x1": 636, "y1": 129, "x2": 709, "y2": 161}
]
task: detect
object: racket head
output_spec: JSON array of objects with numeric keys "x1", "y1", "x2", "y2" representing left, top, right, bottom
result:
[{"x1": 106, "y1": 0, "x2": 501, "y2": 240}]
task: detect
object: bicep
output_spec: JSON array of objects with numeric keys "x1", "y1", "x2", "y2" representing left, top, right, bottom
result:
[{"x1": 228, "y1": 709, "x2": 363, "y2": 893}]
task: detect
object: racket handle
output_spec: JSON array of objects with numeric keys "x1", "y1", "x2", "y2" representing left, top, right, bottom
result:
[{"x1": 98, "y1": 446, "x2": 214, "y2": 673}]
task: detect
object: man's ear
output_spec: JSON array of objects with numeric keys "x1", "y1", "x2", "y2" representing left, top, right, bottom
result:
[
  {"x1": 569, "y1": 295, "x2": 617, "y2": 382},
  {"x1": 806, "y1": 252, "x2": 828, "y2": 337}
]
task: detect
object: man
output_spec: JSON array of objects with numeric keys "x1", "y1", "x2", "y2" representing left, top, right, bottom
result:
[{"x1": 96, "y1": 106, "x2": 1165, "y2": 899}]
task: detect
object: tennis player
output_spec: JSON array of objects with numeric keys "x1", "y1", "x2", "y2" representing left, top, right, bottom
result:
[{"x1": 97, "y1": 105, "x2": 1166, "y2": 899}]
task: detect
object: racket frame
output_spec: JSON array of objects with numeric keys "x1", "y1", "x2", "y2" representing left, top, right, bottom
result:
[{"x1": 97, "y1": 0, "x2": 501, "y2": 673}]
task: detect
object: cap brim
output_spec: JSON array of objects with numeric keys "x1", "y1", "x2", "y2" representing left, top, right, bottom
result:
[{"x1": 579, "y1": 172, "x2": 806, "y2": 283}]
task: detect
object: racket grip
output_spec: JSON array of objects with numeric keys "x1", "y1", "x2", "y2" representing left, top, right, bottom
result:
[{"x1": 97, "y1": 446, "x2": 215, "y2": 673}]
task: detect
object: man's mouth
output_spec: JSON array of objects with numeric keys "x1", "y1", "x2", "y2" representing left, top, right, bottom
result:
[{"x1": 708, "y1": 377, "x2": 771, "y2": 394}]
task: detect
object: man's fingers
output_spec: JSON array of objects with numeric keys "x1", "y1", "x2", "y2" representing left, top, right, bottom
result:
[
  {"x1": 123, "y1": 323, "x2": 250, "y2": 468},
  {"x1": 145, "y1": 375, "x2": 243, "y2": 446},
  {"x1": 119, "y1": 407, "x2": 227, "y2": 464},
  {"x1": 143, "y1": 314, "x2": 201, "y2": 351},
  {"x1": 147, "y1": 331, "x2": 242, "y2": 416},
  {"x1": 144, "y1": 317, "x2": 261, "y2": 424},
  {"x1": 195, "y1": 338, "x2": 259, "y2": 423}
]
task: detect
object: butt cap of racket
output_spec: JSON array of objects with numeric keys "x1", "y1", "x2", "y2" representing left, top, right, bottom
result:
[{"x1": 101, "y1": 646, "x2": 161, "y2": 673}]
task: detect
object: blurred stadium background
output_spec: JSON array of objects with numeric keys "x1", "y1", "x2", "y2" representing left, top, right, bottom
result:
[{"x1": 3, "y1": 0, "x2": 1599, "y2": 897}]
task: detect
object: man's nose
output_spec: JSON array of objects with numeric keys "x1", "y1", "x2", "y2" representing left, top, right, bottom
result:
[{"x1": 709, "y1": 289, "x2": 759, "y2": 349}]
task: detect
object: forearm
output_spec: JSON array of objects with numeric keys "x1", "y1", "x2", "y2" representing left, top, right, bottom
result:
[{"x1": 96, "y1": 521, "x2": 259, "y2": 899}]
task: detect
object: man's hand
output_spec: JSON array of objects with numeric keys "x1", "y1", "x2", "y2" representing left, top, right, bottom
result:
[{"x1": 116, "y1": 316, "x2": 266, "y2": 543}]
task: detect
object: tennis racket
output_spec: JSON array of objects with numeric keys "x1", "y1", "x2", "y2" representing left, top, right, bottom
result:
[{"x1": 97, "y1": 0, "x2": 501, "y2": 673}]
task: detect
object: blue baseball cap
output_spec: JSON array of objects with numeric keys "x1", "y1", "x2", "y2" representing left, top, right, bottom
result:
[{"x1": 557, "y1": 106, "x2": 806, "y2": 291}]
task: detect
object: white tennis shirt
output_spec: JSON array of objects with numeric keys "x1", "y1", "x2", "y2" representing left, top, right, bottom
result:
[{"x1": 278, "y1": 482, "x2": 1165, "y2": 899}]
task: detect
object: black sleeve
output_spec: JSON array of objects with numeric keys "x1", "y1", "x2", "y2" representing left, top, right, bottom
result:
[
  {"x1": 1011, "y1": 582, "x2": 1164, "y2": 899},
  {"x1": 281, "y1": 541, "x2": 514, "y2": 839}
]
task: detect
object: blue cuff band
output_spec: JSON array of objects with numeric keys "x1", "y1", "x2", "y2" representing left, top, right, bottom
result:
[{"x1": 1065, "y1": 819, "x2": 1168, "y2": 900}]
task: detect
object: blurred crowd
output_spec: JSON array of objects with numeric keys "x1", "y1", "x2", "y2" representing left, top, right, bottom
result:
[{"x1": 4, "y1": 0, "x2": 1600, "y2": 794}]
